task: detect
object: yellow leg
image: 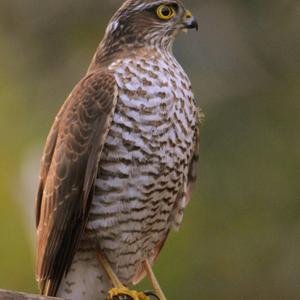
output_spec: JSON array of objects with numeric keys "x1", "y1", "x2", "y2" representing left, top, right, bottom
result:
[
  {"x1": 96, "y1": 252, "x2": 151, "y2": 300},
  {"x1": 144, "y1": 260, "x2": 167, "y2": 300},
  {"x1": 97, "y1": 252, "x2": 124, "y2": 289}
]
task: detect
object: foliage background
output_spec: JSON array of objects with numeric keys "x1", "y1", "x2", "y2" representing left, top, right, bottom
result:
[{"x1": 0, "y1": 0, "x2": 299, "y2": 299}]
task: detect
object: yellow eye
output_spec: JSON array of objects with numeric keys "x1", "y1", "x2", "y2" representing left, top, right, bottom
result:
[{"x1": 156, "y1": 5, "x2": 175, "y2": 20}]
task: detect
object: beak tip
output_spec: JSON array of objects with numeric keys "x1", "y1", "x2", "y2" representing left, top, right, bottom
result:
[{"x1": 186, "y1": 19, "x2": 199, "y2": 31}]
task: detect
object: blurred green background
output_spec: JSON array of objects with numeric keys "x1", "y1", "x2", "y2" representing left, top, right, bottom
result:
[{"x1": 0, "y1": 0, "x2": 299, "y2": 299}]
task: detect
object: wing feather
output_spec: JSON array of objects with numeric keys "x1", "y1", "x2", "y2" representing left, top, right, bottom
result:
[
  {"x1": 187, "y1": 124, "x2": 200, "y2": 200},
  {"x1": 35, "y1": 70, "x2": 118, "y2": 296}
]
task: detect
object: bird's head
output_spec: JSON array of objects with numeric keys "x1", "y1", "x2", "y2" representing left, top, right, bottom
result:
[{"x1": 103, "y1": 0, "x2": 198, "y2": 51}]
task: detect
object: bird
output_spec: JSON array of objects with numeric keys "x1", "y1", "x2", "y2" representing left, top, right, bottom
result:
[{"x1": 35, "y1": 0, "x2": 201, "y2": 300}]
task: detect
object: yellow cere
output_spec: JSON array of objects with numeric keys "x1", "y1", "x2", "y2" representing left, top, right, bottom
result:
[
  {"x1": 156, "y1": 5, "x2": 175, "y2": 20},
  {"x1": 185, "y1": 10, "x2": 193, "y2": 19}
]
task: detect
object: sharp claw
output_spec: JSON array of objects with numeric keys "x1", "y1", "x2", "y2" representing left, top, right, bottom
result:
[
  {"x1": 112, "y1": 295, "x2": 134, "y2": 300},
  {"x1": 109, "y1": 287, "x2": 157, "y2": 300},
  {"x1": 144, "y1": 291, "x2": 160, "y2": 300}
]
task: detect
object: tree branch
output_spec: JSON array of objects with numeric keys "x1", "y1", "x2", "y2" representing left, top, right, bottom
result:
[{"x1": 0, "y1": 289, "x2": 64, "y2": 300}]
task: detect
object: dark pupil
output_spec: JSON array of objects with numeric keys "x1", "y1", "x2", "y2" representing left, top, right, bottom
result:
[{"x1": 161, "y1": 7, "x2": 170, "y2": 16}]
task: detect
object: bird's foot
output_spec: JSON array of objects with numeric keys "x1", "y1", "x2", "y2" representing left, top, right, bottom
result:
[
  {"x1": 97, "y1": 252, "x2": 159, "y2": 300},
  {"x1": 109, "y1": 287, "x2": 159, "y2": 300}
]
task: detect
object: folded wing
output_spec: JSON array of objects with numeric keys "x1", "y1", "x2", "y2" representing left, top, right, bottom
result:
[{"x1": 35, "y1": 70, "x2": 118, "y2": 296}]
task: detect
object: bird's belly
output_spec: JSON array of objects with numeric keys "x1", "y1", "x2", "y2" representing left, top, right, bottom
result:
[
  {"x1": 84, "y1": 55, "x2": 197, "y2": 283},
  {"x1": 85, "y1": 113, "x2": 193, "y2": 282},
  {"x1": 86, "y1": 128, "x2": 187, "y2": 283}
]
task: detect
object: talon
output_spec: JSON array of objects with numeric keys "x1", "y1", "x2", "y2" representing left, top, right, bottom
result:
[
  {"x1": 144, "y1": 291, "x2": 160, "y2": 300},
  {"x1": 109, "y1": 287, "x2": 151, "y2": 300}
]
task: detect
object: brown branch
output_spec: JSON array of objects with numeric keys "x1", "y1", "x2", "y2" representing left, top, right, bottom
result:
[{"x1": 0, "y1": 289, "x2": 64, "y2": 300}]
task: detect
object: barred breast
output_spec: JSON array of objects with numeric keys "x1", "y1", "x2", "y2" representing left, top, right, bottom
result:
[{"x1": 85, "y1": 49, "x2": 198, "y2": 284}]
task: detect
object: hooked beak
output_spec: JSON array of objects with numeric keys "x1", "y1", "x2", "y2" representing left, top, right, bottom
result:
[{"x1": 183, "y1": 10, "x2": 198, "y2": 31}]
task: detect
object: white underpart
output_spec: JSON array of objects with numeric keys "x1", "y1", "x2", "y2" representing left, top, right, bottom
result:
[{"x1": 57, "y1": 251, "x2": 112, "y2": 300}]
